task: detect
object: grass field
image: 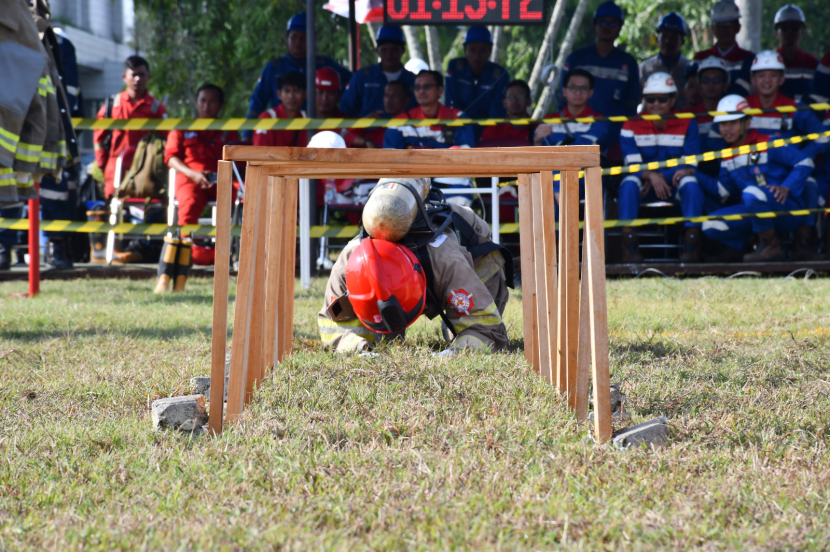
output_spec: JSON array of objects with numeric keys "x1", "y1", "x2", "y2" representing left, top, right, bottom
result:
[{"x1": 2, "y1": 275, "x2": 830, "y2": 550}]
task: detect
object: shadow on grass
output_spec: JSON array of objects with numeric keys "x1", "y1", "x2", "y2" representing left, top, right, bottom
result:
[
  {"x1": 0, "y1": 326, "x2": 215, "y2": 343},
  {"x1": 150, "y1": 294, "x2": 236, "y2": 305},
  {"x1": 612, "y1": 340, "x2": 679, "y2": 360}
]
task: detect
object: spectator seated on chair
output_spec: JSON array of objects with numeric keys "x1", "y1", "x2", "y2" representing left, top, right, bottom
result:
[
  {"x1": 164, "y1": 83, "x2": 239, "y2": 265},
  {"x1": 618, "y1": 72, "x2": 715, "y2": 264},
  {"x1": 344, "y1": 81, "x2": 411, "y2": 149},
  {"x1": 478, "y1": 79, "x2": 535, "y2": 145},
  {"x1": 316, "y1": 67, "x2": 348, "y2": 119},
  {"x1": 253, "y1": 71, "x2": 308, "y2": 148},
  {"x1": 685, "y1": 56, "x2": 731, "y2": 159},
  {"x1": 697, "y1": 94, "x2": 825, "y2": 262}
]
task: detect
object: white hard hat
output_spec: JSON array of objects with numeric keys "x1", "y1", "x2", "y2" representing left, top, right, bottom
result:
[
  {"x1": 405, "y1": 58, "x2": 430, "y2": 74},
  {"x1": 308, "y1": 130, "x2": 346, "y2": 149},
  {"x1": 713, "y1": 94, "x2": 750, "y2": 123},
  {"x1": 751, "y1": 50, "x2": 786, "y2": 72},
  {"x1": 642, "y1": 72, "x2": 677, "y2": 94},
  {"x1": 711, "y1": 0, "x2": 741, "y2": 23},
  {"x1": 698, "y1": 56, "x2": 730, "y2": 84},
  {"x1": 774, "y1": 4, "x2": 806, "y2": 25}
]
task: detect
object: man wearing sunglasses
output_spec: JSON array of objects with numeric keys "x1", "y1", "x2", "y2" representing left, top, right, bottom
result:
[
  {"x1": 693, "y1": 0, "x2": 754, "y2": 97},
  {"x1": 640, "y1": 12, "x2": 692, "y2": 111},
  {"x1": 773, "y1": 4, "x2": 817, "y2": 103},
  {"x1": 685, "y1": 57, "x2": 731, "y2": 153},
  {"x1": 618, "y1": 73, "x2": 712, "y2": 263}
]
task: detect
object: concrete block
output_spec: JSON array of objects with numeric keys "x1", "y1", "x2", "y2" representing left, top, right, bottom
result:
[
  {"x1": 613, "y1": 417, "x2": 669, "y2": 449},
  {"x1": 190, "y1": 376, "x2": 229, "y2": 400},
  {"x1": 152, "y1": 395, "x2": 209, "y2": 432}
]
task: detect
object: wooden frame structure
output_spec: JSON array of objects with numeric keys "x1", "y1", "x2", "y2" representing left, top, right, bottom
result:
[{"x1": 209, "y1": 146, "x2": 612, "y2": 441}]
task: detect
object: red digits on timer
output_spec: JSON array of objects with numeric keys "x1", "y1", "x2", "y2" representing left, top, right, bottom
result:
[{"x1": 520, "y1": 0, "x2": 542, "y2": 19}]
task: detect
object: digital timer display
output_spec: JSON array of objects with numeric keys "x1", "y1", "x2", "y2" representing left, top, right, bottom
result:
[{"x1": 385, "y1": 0, "x2": 545, "y2": 25}]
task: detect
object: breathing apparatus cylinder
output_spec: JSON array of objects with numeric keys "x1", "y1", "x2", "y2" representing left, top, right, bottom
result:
[{"x1": 362, "y1": 178, "x2": 431, "y2": 242}]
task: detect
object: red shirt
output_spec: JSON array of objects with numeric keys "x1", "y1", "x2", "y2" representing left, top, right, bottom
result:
[
  {"x1": 252, "y1": 104, "x2": 308, "y2": 147},
  {"x1": 343, "y1": 126, "x2": 386, "y2": 148},
  {"x1": 686, "y1": 101, "x2": 713, "y2": 124},
  {"x1": 693, "y1": 44, "x2": 754, "y2": 63},
  {"x1": 164, "y1": 129, "x2": 239, "y2": 189},
  {"x1": 776, "y1": 47, "x2": 819, "y2": 70},
  {"x1": 93, "y1": 90, "x2": 168, "y2": 196},
  {"x1": 479, "y1": 119, "x2": 536, "y2": 144},
  {"x1": 397, "y1": 105, "x2": 463, "y2": 124}
]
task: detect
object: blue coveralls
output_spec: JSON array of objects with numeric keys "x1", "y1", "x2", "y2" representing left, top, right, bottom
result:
[
  {"x1": 697, "y1": 133, "x2": 816, "y2": 250},
  {"x1": 382, "y1": 106, "x2": 476, "y2": 150},
  {"x1": 444, "y1": 58, "x2": 510, "y2": 120},
  {"x1": 339, "y1": 64, "x2": 417, "y2": 117}
]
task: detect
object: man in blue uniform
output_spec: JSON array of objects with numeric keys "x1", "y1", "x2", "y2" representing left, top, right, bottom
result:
[
  {"x1": 445, "y1": 27, "x2": 510, "y2": 121},
  {"x1": 640, "y1": 12, "x2": 692, "y2": 110},
  {"x1": 561, "y1": 1, "x2": 639, "y2": 151},
  {"x1": 339, "y1": 26, "x2": 416, "y2": 117},
  {"x1": 246, "y1": 12, "x2": 351, "y2": 119}
]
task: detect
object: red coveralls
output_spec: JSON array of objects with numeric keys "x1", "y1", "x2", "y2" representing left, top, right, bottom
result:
[
  {"x1": 93, "y1": 90, "x2": 167, "y2": 198},
  {"x1": 252, "y1": 105, "x2": 308, "y2": 147}
]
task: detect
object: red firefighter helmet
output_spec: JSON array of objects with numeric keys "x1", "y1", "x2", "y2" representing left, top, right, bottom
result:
[{"x1": 345, "y1": 238, "x2": 427, "y2": 334}]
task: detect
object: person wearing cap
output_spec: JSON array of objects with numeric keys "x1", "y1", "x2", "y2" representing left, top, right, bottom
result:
[
  {"x1": 246, "y1": 12, "x2": 351, "y2": 120},
  {"x1": 640, "y1": 12, "x2": 692, "y2": 110},
  {"x1": 445, "y1": 26, "x2": 510, "y2": 123},
  {"x1": 315, "y1": 67, "x2": 348, "y2": 119},
  {"x1": 343, "y1": 81, "x2": 412, "y2": 148},
  {"x1": 773, "y1": 4, "x2": 817, "y2": 102},
  {"x1": 618, "y1": 72, "x2": 712, "y2": 263},
  {"x1": 697, "y1": 95, "x2": 823, "y2": 262},
  {"x1": 253, "y1": 71, "x2": 308, "y2": 148},
  {"x1": 561, "y1": 0, "x2": 639, "y2": 153},
  {"x1": 685, "y1": 57, "x2": 731, "y2": 154},
  {"x1": 693, "y1": 0, "x2": 755, "y2": 97},
  {"x1": 339, "y1": 25, "x2": 416, "y2": 118}
]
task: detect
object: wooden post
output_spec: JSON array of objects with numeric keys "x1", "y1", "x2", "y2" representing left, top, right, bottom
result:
[
  {"x1": 279, "y1": 178, "x2": 299, "y2": 360},
  {"x1": 584, "y1": 166, "x2": 612, "y2": 442},
  {"x1": 539, "y1": 171, "x2": 559, "y2": 386},
  {"x1": 574, "y1": 233, "x2": 591, "y2": 418},
  {"x1": 517, "y1": 173, "x2": 538, "y2": 371},
  {"x1": 563, "y1": 170, "x2": 580, "y2": 397},
  {"x1": 263, "y1": 176, "x2": 286, "y2": 372},
  {"x1": 243, "y1": 173, "x2": 269, "y2": 403},
  {"x1": 226, "y1": 165, "x2": 263, "y2": 422},
  {"x1": 531, "y1": 173, "x2": 552, "y2": 383},
  {"x1": 208, "y1": 161, "x2": 233, "y2": 435},
  {"x1": 556, "y1": 173, "x2": 569, "y2": 391}
]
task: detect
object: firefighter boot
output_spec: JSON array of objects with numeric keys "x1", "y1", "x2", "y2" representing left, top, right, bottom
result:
[
  {"x1": 791, "y1": 225, "x2": 829, "y2": 261},
  {"x1": 154, "y1": 235, "x2": 180, "y2": 293},
  {"x1": 49, "y1": 238, "x2": 73, "y2": 270},
  {"x1": 621, "y1": 227, "x2": 643, "y2": 263},
  {"x1": 679, "y1": 227, "x2": 702, "y2": 263},
  {"x1": 173, "y1": 237, "x2": 193, "y2": 292},
  {"x1": 86, "y1": 209, "x2": 108, "y2": 263},
  {"x1": 743, "y1": 229, "x2": 784, "y2": 262}
]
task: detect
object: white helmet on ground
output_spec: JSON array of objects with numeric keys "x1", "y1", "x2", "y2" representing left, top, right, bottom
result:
[
  {"x1": 642, "y1": 72, "x2": 678, "y2": 94},
  {"x1": 405, "y1": 58, "x2": 430, "y2": 74},
  {"x1": 308, "y1": 130, "x2": 346, "y2": 149},
  {"x1": 774, "y1": 4, "x2": 806, "y2": 25},
  {"x1": 698, "y1": 56, "x2": 730, "y2": 84},
  {"x1": 711, "y1": 0, "x2": 741, "y2": 24},
  {"x1": 751, "y1": 50, "x2": 786, "y2": 72},
  {"x1": 713, "y1": 94, "x2": 750, "y2": 123}
]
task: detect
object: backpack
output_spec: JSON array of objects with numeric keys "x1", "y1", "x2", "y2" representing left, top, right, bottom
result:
[{"x1": 116, "y1": 131, "x2": 167, "y2": 199}]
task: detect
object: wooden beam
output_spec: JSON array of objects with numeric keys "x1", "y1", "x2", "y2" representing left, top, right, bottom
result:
[
  {"x1": 574, "y1": 232, "x2": 591, "y2": 418},
  {"x1": 263, "y1": 176, "x2": 286, "y2": 372},
  {"x1": 208, "y1": 160, "x2": 233, "y2": 436},
  {"x1": 516, "y1": 173, "x2": 538, "y2": 371},
  {"x1": 280, "y1": 178, "x2": 299, "y2": 360},
  {"x1": 556, "y1": 172, "x2": 569, "y2": 393},
  {"x1": 226, "y1": 164, "x2": 263, "y2": 422},
  {"x1": 563, "y1": 170, "x2": 580, "y2": 398},
  {"x1": 257, "y1": 165, "x2": 591, "y2": 179},
  {"x1": 539, "y1": 171, "x2": 559, "y2": 386},
  {"x1": 531, "y1": 173, "x2": 552, "y2": 384},
  {"x1": 584, "y1": 166, "x2": 612, "y2": 442},
  {"x1": 244, "y1": 173, "x2": 269, "y2": 404}
]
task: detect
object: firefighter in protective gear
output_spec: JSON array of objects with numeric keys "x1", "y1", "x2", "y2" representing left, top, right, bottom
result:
[
  {"x1": 640, "y1": 12, "x2": 692, "y2": 110},
  {"x1": 318, "y1": 178, "x2": 511, "y2": 354},
  {"x1": 693, "y1": 0, "x2": 754, "y2": 96},
  {"x1": 697, "y1": 94, "x2": 822, "y2": 262},
  {"x1": 773, "y1": 4, "x2": 816, "y2": 102}
]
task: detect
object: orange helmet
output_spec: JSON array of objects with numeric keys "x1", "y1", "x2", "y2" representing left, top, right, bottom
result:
[{"x1": 345, "y1": 238, "x2": 426, "y2": 334}]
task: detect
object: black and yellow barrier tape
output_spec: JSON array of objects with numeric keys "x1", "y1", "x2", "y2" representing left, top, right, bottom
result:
[
  {"x1": 3, "y1": 208, "x2": 826, "y2": 238},
  {"x1": 70, "y1": 102, "x2": 830, "y2": 131}
]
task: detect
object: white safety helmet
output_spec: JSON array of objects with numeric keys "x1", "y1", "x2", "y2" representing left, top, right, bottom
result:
[
  {"x1": 307, "y1": 130, "x2": 346, "y2": 149},
  {"x1": 711, "y1": 0, "x2": 741, "y2": 24},
  {"x1": 713, "y1": 94, "x2": 750, "y2": 123},
  {"x1": 774, "y1": 4, "x2": 806, "y2": 25},
  {"x1": 642, "y1": 72, "x2": 677, "y2": 95},
  {"x1": 751, "y1": 50, "x2": 786, "y2": 72},
  {"x1": 405, "y1": 58, "x2": 430, "y2": 74},
  {"x1": 698, "y1": 56, "x2": 730, "y2": 85}
]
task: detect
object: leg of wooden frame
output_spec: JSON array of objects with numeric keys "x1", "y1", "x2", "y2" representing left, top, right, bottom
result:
[
  {"x1": 226, "y1": 164, "x2": 263, "y2": 422},
  {"x1": 564, "y1": 170, "x2": 581, "y2": 398},
  {"x1": 263, "y1": 176, "x2": 286, "y2": 373},
  {"x1": 539, "y1": 171, "x2": 558, "y2": 386},
  {"x1": 584, "y1": 166, "x2": 612, "y2": 442},
  {"x1": 279, "y1": 178, "x2": 299, "y2": 360},
  {"x1": 575, "y1": 231, "x2": 591, "y2": 418},
  {"x1": 531, "y1": 173, "x2": 552, "y2": 384},
  {"x1": 517, "y1": 173, "x2": 538, "y2": 371},
  {"x1": 556, "y1": 173, "x2": 569, "y2": 392},
  {"x1": 244, "y1": 172, "x2": 269, "y2": 404},
  {"x1": 208, "y1": 160, "x2": 233, "y2": 436}
]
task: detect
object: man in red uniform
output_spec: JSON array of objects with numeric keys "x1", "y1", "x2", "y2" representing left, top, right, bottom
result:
[
  {"x1": 253, "y1": 71, "x2": 308, "y2": 148},
  {"x1": 316, "y1": 67, "x2": 347, "y2": 119},
  {"x1": 344, "y1": 81, "x2": 410, "y2": 148},
  {"x1": 93, "y1": 56, "x2": 168, "y2": 198},
  {"x1": 693, "y1": 0, "x2": 754, "y2": 96},
  {"x1": 774, "y1": 4, "x2": 817, "y2": 102},
  {"x1": 164, "y1": 84, "x2": 238, "y2": 265},
  {"x1": 479, "y1": 80, "x2": 535, "y2": 145}
]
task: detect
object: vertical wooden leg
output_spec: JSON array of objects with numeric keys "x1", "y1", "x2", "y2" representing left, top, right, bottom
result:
[
  {"x1": 208, "y1": 160, "x2": 233, "y2": 436},
  {"x1": 574, "y1": 232, "x2": 591, "y2": 419},
  {"x1": 244, "y1": 173, "x2": 269, "y2": 404},
  {"x1": 263, "y1": 176, "x2": 286, "y2": 373},
  {"x1": 539, "y1": 171, "x2": 559, "y2": 386},
  {"x1": 584, "y1": 166, "x2": 612, "y2": 442},
  {"x1": 531, "y1": 174, "x2": 551, "y2": 384},
  {"x1": 279, "y1": 178, "x2": 299, "y2": 360},
  {"x1": 226, "y1": 164, "x2": 263, "y2": 422},
  {"x1": 564, "y1": 170, "x2": 581, "y2": 399},
  {"x1": 556, "y1": 174, "x2": 569, "y2": 391},
  {"x1": 517, "y1": 173, "x2": 538, "y2": 371}
]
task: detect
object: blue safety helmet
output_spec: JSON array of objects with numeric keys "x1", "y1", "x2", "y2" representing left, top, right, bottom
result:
[
  {"x1": 684, "y1": 61, "x2": 699, "y2": 80},
  {"x1": 376, "y1": 25, "x2": 406, "y2": 45},
  {"x1": 287, "y1": 12, "x2": 306, "y2": 33},
  {"x1": 657, "y1": 12, "x2": 688, "y2": 35},
  {"x1": 593, "y1": 1, "x2": 624, "y2": 22},
  {"x1": 464, "y1": 26, "x2": 493, "y2": 44}
]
